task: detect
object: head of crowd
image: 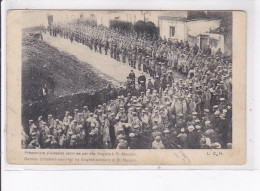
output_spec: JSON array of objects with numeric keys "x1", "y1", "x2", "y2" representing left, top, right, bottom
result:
[{"x1": 23, "y1": 21, "x2": 232, "y2": 150}]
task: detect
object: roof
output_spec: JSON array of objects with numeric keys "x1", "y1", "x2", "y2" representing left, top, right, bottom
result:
[
  {"x1": 158, "y1": 16, "x2": 187, "y2": 21},
  {"x1": 210, "y1": 26, "x2": 226, "y2": 34},
  {"x1": 186, "y1": 18, "x2": 221, "y2": 22},
  {"x1": 158, "y1": 16, "x2": 220, "y2": 23}
]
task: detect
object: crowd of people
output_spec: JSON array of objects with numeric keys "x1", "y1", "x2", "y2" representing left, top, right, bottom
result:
[
  {"x1": 22, "y1": 22, "x2": 232, "y2": 149},
  {"x1": 49, "y1": 23, "x2": 225, "y2": 78}
]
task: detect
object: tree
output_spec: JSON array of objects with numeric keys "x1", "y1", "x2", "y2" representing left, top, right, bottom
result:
[
  {"x1": 145, "y1": 21, "x2": 158, "y2": 37},
  {"x1": 133, "y1": 20, "x2": 146, "y2": 34},
  {"x1": 109, "y1": 20, "x2": 132, "y2": 32},
  {"x1": 133, "y1": 20, "x2": 159, "y2": 38}
]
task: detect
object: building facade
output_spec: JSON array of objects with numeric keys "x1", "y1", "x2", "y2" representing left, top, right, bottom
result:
[{"x1": 158, "y1": 15, "x2": 224, "y2": 53}]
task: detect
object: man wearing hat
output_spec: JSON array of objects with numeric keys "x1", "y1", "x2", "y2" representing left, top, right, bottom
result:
[
  {"x1": 201, "y1": 109, "x2": 210, "y2": 122},
  {"x1": 47, "y1": 115, "x2": 56, "y2": 129},
  {"x1": 100, "y1": 116, "x2": 110, "y2": 147},
  {"x1": 138, "y1": 80, "x2": 147, "y2": 95},
  {"x1": 37, "y1": 116, "x2": 45, "y2": 130},
  {"x1": 192, "y1": 43, "x2": 199, "y2": 55},
  {"x1": 218, "y1": 112, "x2": 229, "y2": 148},
  {"x1": 151, "y1": 110, "x2": 163, "y2": 128},
  {"x1": 151, "y1": 126, "x2": 162, "y2": 140},
  {"x1": 29, "y1": 123, "x2": 40, "y2": 139},
  {"x1": 128, "y1": 70, "x2": 136, "y2": 87},
  {"x1": 186, "y1": 94, "x2": 196, "y2": 115},
  {"x1": 173, "y1": 96, "x2": 184, "y2": 117},
  {"x1": 74, "y1": 124, "x2": 86, "y2": 147},
  {"x1": 202, "y1": 86, "x2": 212, "y2": 110},
  {"x1": 154, "y1": 76, "x2": 160, "y2": 93},
  {"x1": 139, "y1": 92, "x2": 149, "y2": 107},
  {"x1": 129, "y1": 111, "x2": 140, "y2": 126},
  {"x1": 150, "y1": 59, "x2": 156, "y2": 77},
  {"x1": 138, "y1": 72, "x2": 146, "y2": 86},
  {"x1": 116, "y1": 137, "x2": 128, "y2": 149},
  {"x1": 211, "y1": 110, "x2": 222, "y2": 131},
  {"x1": 142, "y1": 56, "x2": 148, "y2": 72},
  {"x1": 56, "y1": 127, "x2": 67, "y2": 148},
  {"x1": 155, "y1": 62, "x2": 162, "y2": 78},
  {"x1": 88, "y1": 129, "x2": 101, "y2": 149},
  {"x1": 137, "y1": 53, "x2": 142, "y2": 70},
  {"x1": 104, "y1": 38, "x2": 109, "y2": 55},
  {"x1": 194, "y1": 91, "x2": 202, "y2": 115},
  {"x1": 212, "y1": 105, "x2": 219, "y2": 114},
  {"x1": 162, "y1": 129, "x2": 175, "y2": 149},
  {"x1": 128, "y1": 133, "x2": 140, "y2": 149},
  {"x1": 219, "y1": 97, "x2": 227, "y2": 110},
  {"x1": 49, "y1": 134, "x2": 59, "y2": 149},
  {"x1": 43, "y1": 135, "x2": 53, "y2": 148},
  {"x1": 152, "y1": 136, "x2": 165, "y2": 149},
  {"x1": 83, "y1": 106, "x2": 90, "y2": 121},
  {"x1": 68, "y1": 134, "x2": 78, "y2": 149},
  {"x1": 76, "y1": 112, "x2": 84, "y2": 125},
  {"x1": 215, "y1": 48, "x2": 222, "y2": 58},
  {"x1": 28, "y1": 139, "x2": 41, "y2": 149},
  {"x1": 177, "y1": 128, "x2": 188, "y2": 149},
  {"x1": 166, "y1": 71, "x2": 174, "y2": 86},
  {"x1": 38, "y1": 121, "x2": 50, "y2": 147},
  {"x1": 63, "y1": 111, "x2": 70, "y2": 124},
  {"x1": 132, "y1": 49, "x2": 137, "y2": 68},
  {"x1": 108, "y1": 112, "x2": 117, "y2": 148},
  {"x1": 161, "y1": 74, "x2": 168, "y2": 91},
  {"x1": 72, "y1": 108, "x2": 78, "y2": 120},
  {"x1": 186, "y1": 125, "x2": 201, "y2": 149},
  {"x1": 141, "y1": 123, "x2": 152, "y2": 149},
  {"x1": 27, "y1": 119, "x2": 35, "y2": 134},
  {"x1": 117, "y1": 107, "x2": 128, "y2": 122},
  {"x1": 147, "y1": 79, "x2": 154, "y2": 90},
  {"x1": 160, "y1": 106, "x2": 170, "y2": 129},
  {"x1": 140, "y1": 109, "x2": 149, "y2": 125}
]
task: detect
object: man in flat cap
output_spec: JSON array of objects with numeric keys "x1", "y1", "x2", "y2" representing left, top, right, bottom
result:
[
  {"x1": 152, "y1": 136, "x2": 165, "y2": 149},
  {"x1": 128, "y1": 70, "x2": 136, "y2": 88}
]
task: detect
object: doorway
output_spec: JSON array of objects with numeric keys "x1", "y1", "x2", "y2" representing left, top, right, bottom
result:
[{"x1": 199, "y1": 35, "x2": 209, "y2": 50}]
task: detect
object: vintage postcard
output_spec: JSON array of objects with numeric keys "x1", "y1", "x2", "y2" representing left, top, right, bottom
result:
[{"x1": 6, "y1": 10, "x2": 246, "y2": 165}]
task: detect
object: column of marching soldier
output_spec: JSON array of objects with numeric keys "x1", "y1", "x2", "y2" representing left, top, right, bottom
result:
[{"x1": 22, "y1": 23, "x2": 232, "y2": 149}]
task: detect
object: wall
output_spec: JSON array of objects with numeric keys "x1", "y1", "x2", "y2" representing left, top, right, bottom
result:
[
  {"x1": 224, "y1": 30, "x2": 232, "y2": 56},
  {"x1": 159, "y1": 19, "x2": 186, "y2": 40},
  {"x1": 209, "y1": 34, "x2": 224, "y2": 54},
  {"x1": 187, "y1": 19, "x2": 221, "y2": 36}
]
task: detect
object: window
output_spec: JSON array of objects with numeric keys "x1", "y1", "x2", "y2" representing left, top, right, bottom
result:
[{"x1": 170, "y1": 26, "x2": 175, "y2": 37}]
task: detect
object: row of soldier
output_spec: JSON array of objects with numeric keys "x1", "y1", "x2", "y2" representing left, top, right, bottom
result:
[{"x1": 49, "y1": 22, "x2": 224, "y2": 78}]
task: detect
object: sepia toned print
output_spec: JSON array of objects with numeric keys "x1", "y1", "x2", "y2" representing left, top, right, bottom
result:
[{"x1": 6, "y1": 10, "x2": 246, "y2": 165}]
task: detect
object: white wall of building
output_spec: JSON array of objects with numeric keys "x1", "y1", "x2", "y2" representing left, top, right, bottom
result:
[
  {"x1": 187, "y1": 19, "x2": 221, "y2": 36},
  {"x1": 159, "y1": 19, "x2": 186, "y2": 40},
  {"x1": 210, "y1": 34, "x2": 225, "y2": 54}
]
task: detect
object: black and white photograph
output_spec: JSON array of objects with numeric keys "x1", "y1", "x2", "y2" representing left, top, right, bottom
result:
[{"x1": 21, "y1": 10, "x2": 233, "y2": 150}]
